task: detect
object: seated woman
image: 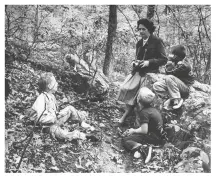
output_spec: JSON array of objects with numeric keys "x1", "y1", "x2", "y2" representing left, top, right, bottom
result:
[
  {"x1": 153, "y1": 45, "x2": 195, "y2": 110},
  {"x1": 122, "y1": 87, "x2": 167, "y2": 163},
  {"x1": 117, "y1": 18, "x2": 167, "y2": 125}
]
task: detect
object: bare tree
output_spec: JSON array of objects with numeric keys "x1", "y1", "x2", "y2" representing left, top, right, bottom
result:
[
  {"x1": 147, "y1": 5, "x2": 155, "y2": 19},
  {"x1": 103, "y1": 5, "x2": 117, "y2": 76}
]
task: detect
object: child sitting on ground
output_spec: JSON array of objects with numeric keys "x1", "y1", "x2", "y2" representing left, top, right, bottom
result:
[
  {"x1": 27, "y1": 72, "x2": 97, "y2": 141},
  {"x1": 122, "y1": 87, "x2": 167, "y2": 163}
]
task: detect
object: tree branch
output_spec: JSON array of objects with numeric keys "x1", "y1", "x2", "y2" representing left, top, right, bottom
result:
[
  {"x1": 131, "y1": 5, "x2": 141, "y2": 19},
  {"x1": 155, "y1": 6, "x2": 160, "y2": 36},
  {"x1": 195, "y1": 5, "x2": 211, "y2": 42},
  {"x1": 117, "y1": 6, "x2": 138, "y2": 42},
  {"x1": 167, "y1": 5, "x2": 200, "y2": 78}
]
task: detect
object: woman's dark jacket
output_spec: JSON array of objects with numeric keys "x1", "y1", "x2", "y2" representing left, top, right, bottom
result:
[{"x1": 135, "y1": 34, "x2": 168, "y2": 76}]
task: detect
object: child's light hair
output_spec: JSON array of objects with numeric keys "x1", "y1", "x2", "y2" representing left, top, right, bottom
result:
[
  {"x1": 137, "y1": 87, "x2": 155, "y2": 105},
  {"x1": 38, "y1": 72, "x2": 56, "y2": 93}
]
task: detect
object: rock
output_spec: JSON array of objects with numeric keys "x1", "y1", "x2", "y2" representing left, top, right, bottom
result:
[
  {"x1": 192, "y1": 80, "x2": 211, "y2": 93},
  {"x1": 143, "y1": 73, "x2": 211, "y2": 140},
  {"x1": 139, "y1": 73, "x2": 211, "y2": 169},
  {"x1": 99, "y1": 123, "x2": 106, "y2": 128},
  {"x1": 174, "y1": 146, "x2": 210, "y2": 173},
  {"x1": 104, "y1": 136, "x2": 112, "y2": 144},
  {"x1": 180, "y1": 147, "x2": 210, "y2": 165},
  {"x1": 134, "y1": 151, "x2": 141, "y2": 158},
  {"x1": 164, "y1": 124, "x2": 193, "y2": 150},
  {"x1": 180, "y1": 147, "x2": 202, "y2": 159},
  {"x1": 174, "y1": 158, "x2": 203, "y2": 173},
  {"x1": 65, "y1": 54, "x2": 109, "y2": 101}
]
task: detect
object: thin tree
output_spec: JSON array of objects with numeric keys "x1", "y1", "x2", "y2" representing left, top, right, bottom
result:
[
  {"x1": 103, "y1": 5, "x2": 117, "y2": 76},
  {"x1": 147, "y1": 5, "x2": 155, "y2": 19}
]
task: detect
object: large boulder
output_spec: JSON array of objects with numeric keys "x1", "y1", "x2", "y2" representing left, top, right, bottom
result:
[
  {"x1": 143, "y1": 73, "x2": 211, "y2": 139},
  {"x1": 174, "y1": 146, "x2": 210, "y2": 173},
  {"x1": 64, "y1": 54, "x2": 110, "y2": 101}
]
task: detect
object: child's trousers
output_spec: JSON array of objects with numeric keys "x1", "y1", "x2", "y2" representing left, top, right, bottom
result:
[
  {"x1": 49, "y1": 106, "x2": 88, "y2": 141},
  {"x1": 122, "y1": 132, "x2": 164, "y2": 151},
  {"x1": 153, "y1": 75, "x2": 189, "y2": 99}
]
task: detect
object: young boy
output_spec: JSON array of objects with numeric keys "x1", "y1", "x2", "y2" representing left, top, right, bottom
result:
[
  {"x1": 153, "y1": 45, "x2": 195, "y2": 110},
  {"x1": 28, "y1": 72, "x2": 97, "y2": 141},
  {"x1": 122, "y1": 87, "x2": 167, "y2": 163}
]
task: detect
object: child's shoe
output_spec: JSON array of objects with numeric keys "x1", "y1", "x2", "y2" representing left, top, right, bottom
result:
[{"x1": 133, "y1": 145, "x2": 152, "y2": 163}]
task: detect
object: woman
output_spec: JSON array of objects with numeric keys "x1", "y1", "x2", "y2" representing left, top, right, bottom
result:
[{"x1": 117, "y1": 18, "x2": 167, "y2": 125}]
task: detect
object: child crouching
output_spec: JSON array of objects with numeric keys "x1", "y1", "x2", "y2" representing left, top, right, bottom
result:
[{"x1": 122, "y1": 87, "x2": 167, "y2": 163}]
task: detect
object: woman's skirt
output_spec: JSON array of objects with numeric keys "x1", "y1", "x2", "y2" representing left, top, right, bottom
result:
[{"x1": 117, "y1": 72, "x2": 146, "y2": 106}]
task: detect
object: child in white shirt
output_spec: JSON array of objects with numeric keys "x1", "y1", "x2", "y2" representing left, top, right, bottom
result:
[{"x1": 29, "y1": 72, "x2": 96, "y2": 141}]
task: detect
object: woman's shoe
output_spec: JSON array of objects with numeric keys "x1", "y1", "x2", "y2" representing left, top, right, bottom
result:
[{"x1": 172, "y1": 98, "x2": 183, "y2": 109}]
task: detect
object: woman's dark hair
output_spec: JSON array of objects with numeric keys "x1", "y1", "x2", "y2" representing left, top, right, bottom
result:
[{"x1": 137, "y1": 18, "x2": 156, "y2": 34}]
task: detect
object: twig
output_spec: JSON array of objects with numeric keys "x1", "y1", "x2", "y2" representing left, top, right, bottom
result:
[
  {"x1": 191, "y1": 109, "x2": 204, "y2": 119},
  {"x1": 166, "y1": 5, "x2": 198, "y2": 74},
  {"x1": 117, "y1": 6, "x2": 138, "y2": 42},
  {"x1": 91, "y1": 166, "x2": 97, "y2": 173},
  {"x1": 85, "y1": 69, "x2": 97, "y2": 98},
  {"x1": 131, "y1": 5, "x2": 141, "y2": 19},
  {"x1": 155, "y1": 6, "x2": 160, "y2": 37},
  {"x1": 15, "y1": 132, "x2": 34, "y2": 172},
  {"x1": 196, "y1": 5, "x2": 211, "y2": 42},
  {"x1": 13, "y1": 131, "x2": 32, "y2": 145},
  {"x1": 59, "y1": 97, "x2": 89, "y2": 108},
  {"x1": 15, "y1": 107, "x2": 46, "y2": 172},
  {"x1": 68, "y1": 149, "x2": 82, "y2": 155}
]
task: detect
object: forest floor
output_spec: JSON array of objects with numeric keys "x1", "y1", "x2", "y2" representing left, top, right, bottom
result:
[{"x1": 5, "y1": 61, "x2": 180, "y2": 173}]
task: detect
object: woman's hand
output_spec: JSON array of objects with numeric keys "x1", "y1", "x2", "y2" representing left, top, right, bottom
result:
[
  {"x1": 123, "y1": 128, "x2": 135, "y2": 136},
  {"x1": 140, "y1": 61, "x2": 149, "y2": 68},
  {"x1": 165, "y1": 61, "x2": 175, "y2": 72}
]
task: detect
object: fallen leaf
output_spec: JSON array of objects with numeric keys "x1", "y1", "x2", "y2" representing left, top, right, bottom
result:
[
  {"x1": 200, "y1": 151, "x2": 209, "y2": 164},
  {"x1": 99, "y1": 123, "x2": 105, "y2": 127},
  {"x1": 60, "y1": 144, "x2": 67, "y2": 149},
  {"x1": 51, "y1": 156, "x2": 56, "y2": 166},
  {"x1": 28, "y1": 164, "x2": 34, "y2": 169},
  {"x1": 19, "y1": 115, "x2": 25, "y2": 120},
  {"x1": 75, "y1": 163, "x2": 85, "y2": 170},
  {"x1": 39, "y1": 163, "x2": 46, "y2": 168},
  {"x1": 85, "y1": 161, "x2": 93, "y2": 167},
  {"x1": 14, "y1": 156, "x2": 21, "y2": 164},
  {"x1": 50, "y1": 166, "x2": 59, "y2": 171},
  {"x1": 117, "y1": 158, "x2": 123, "y2": 164}
]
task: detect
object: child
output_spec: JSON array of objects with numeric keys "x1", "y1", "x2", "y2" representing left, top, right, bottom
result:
[
  {"x1": 122, "y1": 87, "x2": 167, "y2": 163},
  {"x1": 28, "y1": 72, "x2": 97, "y2": 141},
  {"x1": 153, "y1": 45, "x2": 195, "y2": 110}
]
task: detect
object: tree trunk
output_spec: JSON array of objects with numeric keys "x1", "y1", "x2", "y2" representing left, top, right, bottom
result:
[
  {"x1": 103, "y1": 5, "x2": 117, "y2": 76},
  {"x1": 147, "y1": 5, "x2": 155, "y2": 19}
]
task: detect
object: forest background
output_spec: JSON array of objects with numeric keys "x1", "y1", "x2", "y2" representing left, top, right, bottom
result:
[
  {"x1": 3, "y1": 2, "x2": 213, "y2": 173},
  {"x1": 4, "y1": 4, "x2": 211, "y2": 83}
]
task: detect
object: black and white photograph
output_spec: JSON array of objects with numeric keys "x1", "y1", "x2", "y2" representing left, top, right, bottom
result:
[{"x1": 4, "y1": 2, "x2": 212, "y2": 173}]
